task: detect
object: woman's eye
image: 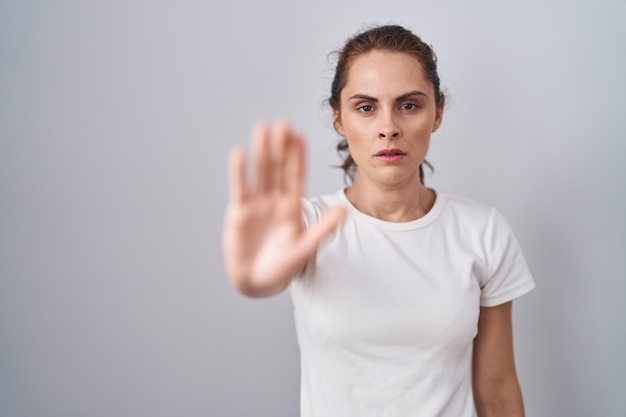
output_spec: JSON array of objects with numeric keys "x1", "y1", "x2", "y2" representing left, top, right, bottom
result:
[
  {"x1": 400, "y1": 103, "x2": 418, "y2": 110},
  {"x1": 357, "y1": 105, "x2": 374, "y2": 113}
]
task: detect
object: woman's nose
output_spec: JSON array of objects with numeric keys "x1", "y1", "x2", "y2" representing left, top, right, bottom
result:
[
  {"x1": 378, "y1": 115, "x2": 400, "y2": 139},
  {"x1": 379, "y1": 130, "x2": 399, "y2": 139}
]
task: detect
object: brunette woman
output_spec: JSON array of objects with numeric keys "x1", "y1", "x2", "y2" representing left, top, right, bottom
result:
[{"x1": 223, "y1": 24, "x2": 535, "y2": 417}]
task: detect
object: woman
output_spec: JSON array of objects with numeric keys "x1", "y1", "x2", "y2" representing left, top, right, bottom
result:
[{"x1": 223, "y1": 25, "x2": 535, "y2": 417}]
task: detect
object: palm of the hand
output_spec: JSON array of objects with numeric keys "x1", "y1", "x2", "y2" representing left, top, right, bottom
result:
[
  {"x1": 223, "y1": 122, "x2": 345, "y2": 297},
  {"x1": 226, "y1": 193, "x2": 306, "y2": 285}
]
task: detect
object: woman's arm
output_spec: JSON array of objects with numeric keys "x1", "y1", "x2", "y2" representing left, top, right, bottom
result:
[
  {"x1": 472, "y1": 301, "x2": 525, "y2": 417},
  {"x1": 222, "y1": 121, "x2": 345, "y2": 298}
]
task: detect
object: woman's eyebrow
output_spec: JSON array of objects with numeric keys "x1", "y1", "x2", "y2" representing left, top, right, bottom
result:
[
  {"x1": 395, "y1": 90, "x2": 429, "y2": 101},
  {"x1": 348, "y1": 90, "x2": 429, "y2": 102},
  {"x1": 348, "y1": 93, "x2": 378, "y2": 101}
]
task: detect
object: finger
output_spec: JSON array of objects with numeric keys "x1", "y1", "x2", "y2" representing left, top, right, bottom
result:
[
  {"x1": 252, "y1": 123, "x2": 271, "y2": 193},
  {"x1": 271, "y1": 120, "x2": 290, "y2": 193},
  {"x1": 284, "y1": 131, "x2": 306, "y2": 198},
  {"x1": 299, "y1": 206, "x2": 347, "y2": 254},
  {"x1": 228, "y1": 147, "x2": 247, "y2": 203}
]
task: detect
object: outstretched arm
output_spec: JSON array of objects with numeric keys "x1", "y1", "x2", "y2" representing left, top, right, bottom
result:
[
  {"x1": 222, "y1": 121, "x2": 346, "y2": 298},
  {"x1": 473, "y1": 301, "x2": 526, "y2": 417}
]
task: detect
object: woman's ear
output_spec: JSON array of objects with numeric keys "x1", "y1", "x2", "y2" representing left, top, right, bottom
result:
[
  {"x1": 432, "y1": 98, "x2": 445, "y2": 133},
  {"x1": 333, "y1": 109, "x2": 345, "y2": 136}
]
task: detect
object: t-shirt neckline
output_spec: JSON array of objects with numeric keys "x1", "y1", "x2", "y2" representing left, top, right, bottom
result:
[{"x1": 336, "y1": 188, "x2": 446, "y2": 231}]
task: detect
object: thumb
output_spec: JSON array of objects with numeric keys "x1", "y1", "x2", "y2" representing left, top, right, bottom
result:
[{"x1": 299, "y1": 206, "x2": 347, "y2": 254}]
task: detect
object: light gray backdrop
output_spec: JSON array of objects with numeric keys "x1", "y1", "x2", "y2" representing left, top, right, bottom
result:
[{"x1": 1, "y1": 1, "x2": 625, "y2": 416}]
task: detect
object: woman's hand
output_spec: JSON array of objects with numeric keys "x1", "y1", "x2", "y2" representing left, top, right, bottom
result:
[{"x1": 223, "y1": 121, "x2": 346, "y2": 298}]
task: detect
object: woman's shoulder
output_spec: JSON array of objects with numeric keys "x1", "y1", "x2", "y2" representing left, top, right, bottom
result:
[
  {"x1": 438, "y1": 192, "x2": 519, "y2": 241},
  {"x1": 437, "y1": 192, "x2": 497, "y2": 219},
  {"x1": 303, "y1": 190, "x2": 344, "y2": 209},
  {"x1": 436, "y1": 192, "x2": 520, "y2": 240},
  {"x1": 301, "y1": 190, "x2": 346, "y2": 226}
]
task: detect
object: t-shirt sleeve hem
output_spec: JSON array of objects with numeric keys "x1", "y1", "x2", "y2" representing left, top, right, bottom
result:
[{"x1": 480, "y1": 280, "x2": 536, "y2": 307}]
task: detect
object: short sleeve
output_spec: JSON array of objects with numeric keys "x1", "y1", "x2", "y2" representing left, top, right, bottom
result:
[{"x1": 479, "y1": 208, "x2": 536, "y2": 307}]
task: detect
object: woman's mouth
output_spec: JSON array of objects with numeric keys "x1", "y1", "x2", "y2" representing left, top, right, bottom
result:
[{"x1": 374, "y1": 149, "x2": 406, "y2": 162}]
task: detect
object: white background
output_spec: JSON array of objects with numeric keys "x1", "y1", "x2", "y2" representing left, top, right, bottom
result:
[{"x1": 1, "y1": 1, "x2": 625, "y2": 416}]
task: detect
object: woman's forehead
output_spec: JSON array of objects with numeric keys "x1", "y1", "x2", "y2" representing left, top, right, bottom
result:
[{"x1": 343, "y1": 50, "x2": 432, "y2": 97}]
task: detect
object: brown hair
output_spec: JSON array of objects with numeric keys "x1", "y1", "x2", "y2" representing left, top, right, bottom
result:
[{"x1": 329, "y1": 24, "x2": 445, "y2": 183}]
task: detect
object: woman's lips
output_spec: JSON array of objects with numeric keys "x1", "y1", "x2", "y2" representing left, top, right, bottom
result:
[{"x1": 374, "y1": 149, "x2": 406, "y2": 162}]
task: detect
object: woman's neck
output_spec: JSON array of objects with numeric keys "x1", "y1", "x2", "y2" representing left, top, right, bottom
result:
[{"x1": 345, "y1": 175, "x2": 436, "y2": 222}]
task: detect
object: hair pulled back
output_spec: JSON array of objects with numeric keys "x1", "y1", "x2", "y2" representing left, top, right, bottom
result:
[{"x1": 329, "y1": 24, "x2": 445, "y2": 183}]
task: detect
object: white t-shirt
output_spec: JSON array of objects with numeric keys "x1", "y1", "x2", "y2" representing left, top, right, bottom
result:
[{"x1": 290, "y1": 189, "x2": 535, "y2": 417}]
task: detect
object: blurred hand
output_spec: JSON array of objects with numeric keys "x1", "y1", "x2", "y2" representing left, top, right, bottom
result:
[{"x1": 222, "y1": 121, "x2": 346, "y2": 297}]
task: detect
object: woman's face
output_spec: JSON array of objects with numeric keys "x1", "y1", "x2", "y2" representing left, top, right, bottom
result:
[{"x1": 334, "y1": 50, "x2": 443, "y2": 189}]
